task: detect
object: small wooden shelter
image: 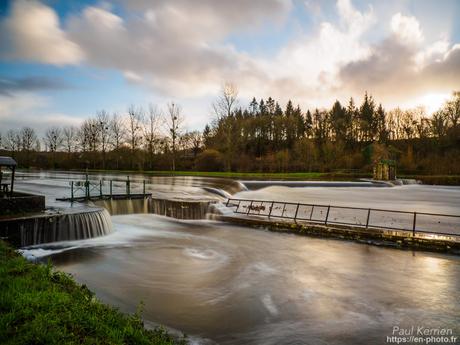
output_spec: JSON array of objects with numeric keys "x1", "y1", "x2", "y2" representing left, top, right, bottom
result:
[
  {"x1": 373, "y1": 159, "x2": 396, "y2": 181},
  {"x1": 0, "y1": 156, "x2": 17, "y2": 197}
]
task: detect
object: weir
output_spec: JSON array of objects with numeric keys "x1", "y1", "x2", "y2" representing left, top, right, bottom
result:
[
  {"x1": 93, "y1": 197, "x2": 215, "y2": 219},
  {"x1": 0, "y1": 208, "x2": 113, "y2": 247}
]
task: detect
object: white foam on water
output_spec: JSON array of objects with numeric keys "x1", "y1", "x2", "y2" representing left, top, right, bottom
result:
[
  {"x1": 184, "y1": 248, "x2": 220, "y2": 260},
  {"x1": 262, "y1": 294, "x2": 279, "y2": 316}
]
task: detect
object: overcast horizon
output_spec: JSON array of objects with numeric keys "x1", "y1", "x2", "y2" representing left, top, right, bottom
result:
[{"x1": 1, "y1": 0, "x2": 459, "y2": 134}]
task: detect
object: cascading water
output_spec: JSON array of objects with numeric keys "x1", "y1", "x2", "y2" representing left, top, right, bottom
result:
[
  {"x1": 1, "y1": 208, "x2": 112, "y2": 247},
  {"x1": 149, "y1": 198, "x2": 212, "y2": 219},
  {"x1": 93, "y1": 198, "x2": 149, "y2": 216},
  {"x1": 93, "y1": 198, "x2": 215, "y2": 220}
]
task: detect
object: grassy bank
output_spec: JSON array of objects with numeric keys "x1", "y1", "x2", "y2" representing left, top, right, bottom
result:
[
  {"x1": 0, "y1": 240, "x2": 185, "y2": 345},
  {"x1": 21, "y1": 167, "x2": 460, "y2": 185},
  {"x1": 69, "y1": 169, "x2": 370, "y2": 181}
]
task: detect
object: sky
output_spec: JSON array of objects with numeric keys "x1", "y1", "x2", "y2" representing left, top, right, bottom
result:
[{"x1": 0, "y1": 0, "x2": 459, "y2": 134}]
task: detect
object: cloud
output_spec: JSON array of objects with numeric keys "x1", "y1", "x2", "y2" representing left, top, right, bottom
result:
[
  {"x1": 233, "y1": 0, "x2": 375, "y2": 107},
  {"x1": 339, "y1": 13, "x2": 460, "y2": 106},
  {"x1": 62, "y1": 0, "x2": 291, "y2": 96},
  {"x1": 0, "y1": 76, "x2": 71, "y2": 96},
  {"x1": 0, "y1": 0, "x2": 84, "y2": 65},
  {"x1": 0, "y1": 92, "x2": 81, "y2": 135},
  {"x1": 0, "y1": 0, "x2": 458, "y2": 119}
]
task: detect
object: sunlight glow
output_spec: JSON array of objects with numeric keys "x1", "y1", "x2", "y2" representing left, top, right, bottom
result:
[{"x1": 415, "y1": 92, "x2": 451, "y2": 114}]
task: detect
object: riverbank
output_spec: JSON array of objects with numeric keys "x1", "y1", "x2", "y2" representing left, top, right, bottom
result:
[{"x1": 0, "y1": 240, "x2": 185, "y2": 345}]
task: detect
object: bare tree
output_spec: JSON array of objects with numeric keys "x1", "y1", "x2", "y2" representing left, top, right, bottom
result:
[
  {"x1": 110, "y1": 112, "x2": 125, "y2": 151},
  {"x1": 44, "y1": 127, "x2": 63, "y2": 167},
  {"x1": 96, "y1": 110, "x2": 111, "y2": 169},
  {"x1": 182, "y1": 130, "x2": 202, "y2": 158},
  {"x1": 5, "y1": 129, "x2": 21, "y2": 158},
  {"x1": 44, "y1": 127, "x2": 63, "y2": 152},
  {"x1": 143, "y1": 104, "x2": 161, "y2": 170},
  {"x1": 212, "y1": 82, "x2": 239, "y2": 119},
  {"x1": 20, "y1": 127, "x2": 37, "y2": 166},
  {"x1": 20, "y1": 127, "x2": 37, "y2": 152},
  {"x1": 444, "y1": 91, "x2": 460, "y2": 128},
  {"x1": 63, "y1": 126, "x2": 78, "y2": 153},
  {"x1": 212, "y1": 83, "x2": 238, "y2": 170},
  {"x1": 127, "y1": 105, "x2": 144, "y2": 169},
  {"x1": 165, "y1": 102, "x2": 184, "y2": 171}
]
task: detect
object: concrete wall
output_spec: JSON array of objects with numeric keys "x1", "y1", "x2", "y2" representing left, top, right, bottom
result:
[{"x1": 0, "y1": 192, "x2": 45, "y2": 215}]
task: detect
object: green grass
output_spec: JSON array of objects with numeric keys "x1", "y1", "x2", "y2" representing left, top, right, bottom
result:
[
  {"x1": 0, "y1": 240, "x2": 185, "y2": 345},
  {"x1": 71, "y1": 169, "x2": 371, "y2": 181}
]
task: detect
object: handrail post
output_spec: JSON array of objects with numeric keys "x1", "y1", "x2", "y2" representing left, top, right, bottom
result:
[
  {"x1": 281, "y1": 203, "x2": 286, "y2": 217},
  {"x1": 365, "y1": 208, "x2": 371, "y2": 228},
  {"x1": 110, "y1": 180, "x2": 113, "y2": 198},
  {"x1": 85, "y1": 174, "x2": 89, "y2": 199},
  {"x1": 268, "y1": 201, "x2": 274, "y2": 218},
  {"x1": 126, "y1": 176, "x2": 130, "y2": 197},
  {"x1": 226, "y1": 199, "x2": 230, "y2": 207},
  {"x1": 294, "y1": 203, "x2": 300, "y2": 222},
  {"x1": 143, "y1": 180, "x2": 146, "y2": 195},
  {"x1": 412, "y1": 212, "x2": 417, "y2": 236},
  {"x1": 309, "y1": 205, "x2": 314, "y2": 220},
  {"x1": 70, "y1": 181, "x2": 74, "y2": 202},
  {"x1": 99, "y1": 180, "x2": 103, "y2": 198},
  {"x1": 235, "y1": 200, "x2": 242, "y2": 212},
  {"x1": 247, "y1": 201, "x2": 253, "y2": 215},
  {"x1": 325, "y1": 205, "x2": 331, "y2": 225}
]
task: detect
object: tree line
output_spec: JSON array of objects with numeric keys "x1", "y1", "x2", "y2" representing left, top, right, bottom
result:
[{"x1": 0, "y1": 86, "x2": 459, "y2": 175}]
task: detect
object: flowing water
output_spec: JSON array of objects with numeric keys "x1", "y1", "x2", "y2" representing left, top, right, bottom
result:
[{"x1": 15, "y1": 171, "x2": 460, "y2": 344}]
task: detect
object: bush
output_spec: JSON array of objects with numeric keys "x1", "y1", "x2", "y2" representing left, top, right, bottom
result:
[{"x1": 194, "y1": 149, "x2": 224, "y2": 171}]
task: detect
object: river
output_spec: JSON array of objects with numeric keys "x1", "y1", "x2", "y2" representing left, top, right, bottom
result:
[{"x1": 16, "y1": 171, "x2": 460, "y2": 344}]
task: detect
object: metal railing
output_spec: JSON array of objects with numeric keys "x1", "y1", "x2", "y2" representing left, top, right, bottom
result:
[
  {"x1": 225, "y1": 198, "x2": 460, "y2": 238},
  {"x1": 65, "y1": 175, "x2": 149, "y2": 201}
]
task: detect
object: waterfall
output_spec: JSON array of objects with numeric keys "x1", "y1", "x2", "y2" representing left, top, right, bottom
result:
[
  {"x1": 149, "y1": 198, "x2": 212, "y2": 219},
  {"x1": 94, "y1": 197, "x2": 214, "y2": 219},
  {"x1": 0, "y1": 208, "x2": 113, "y2": 247},
  {"x1": 93, "y1": 199, "x2": 149, "y2": 216}
]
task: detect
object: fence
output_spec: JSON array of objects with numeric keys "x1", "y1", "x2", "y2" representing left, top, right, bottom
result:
[
  {"x1": 225, "y1": 198, "x2": 460, "y2": 238},
  {"x1": 64, "y1": 175, "x2": 149, "y2": 201}
]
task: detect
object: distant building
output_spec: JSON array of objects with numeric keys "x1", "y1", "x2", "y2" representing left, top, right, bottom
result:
[{"x1": 373, "y1": 159, "x2": 396, "y2": 181}]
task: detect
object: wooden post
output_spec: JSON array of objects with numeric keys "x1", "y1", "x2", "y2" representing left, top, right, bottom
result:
[
  {"x1": 365, "y1": 209, "x2": 371, "y2": 228},
  {"x1": 412, "y1": 212, "x2": 417, "y2": 236},
  {"x1": 325, "y1": 206, "x2": 331, "y2": 225},
  {"x1": 10, "y1": 166, "x2": 15, "y2": 197},
  {"x1": 85, "y1": 174, "x2": 89, "y2": 199}
]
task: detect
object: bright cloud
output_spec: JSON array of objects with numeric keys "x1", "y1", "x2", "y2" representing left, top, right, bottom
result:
[{"x1": 0, "y1": 0, "x2": 84, "y2": 65}]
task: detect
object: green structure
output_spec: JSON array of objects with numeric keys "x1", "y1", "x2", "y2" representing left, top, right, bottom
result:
[{"x1": 373, "y1": 159, "x2": 396, "y2": 181}]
